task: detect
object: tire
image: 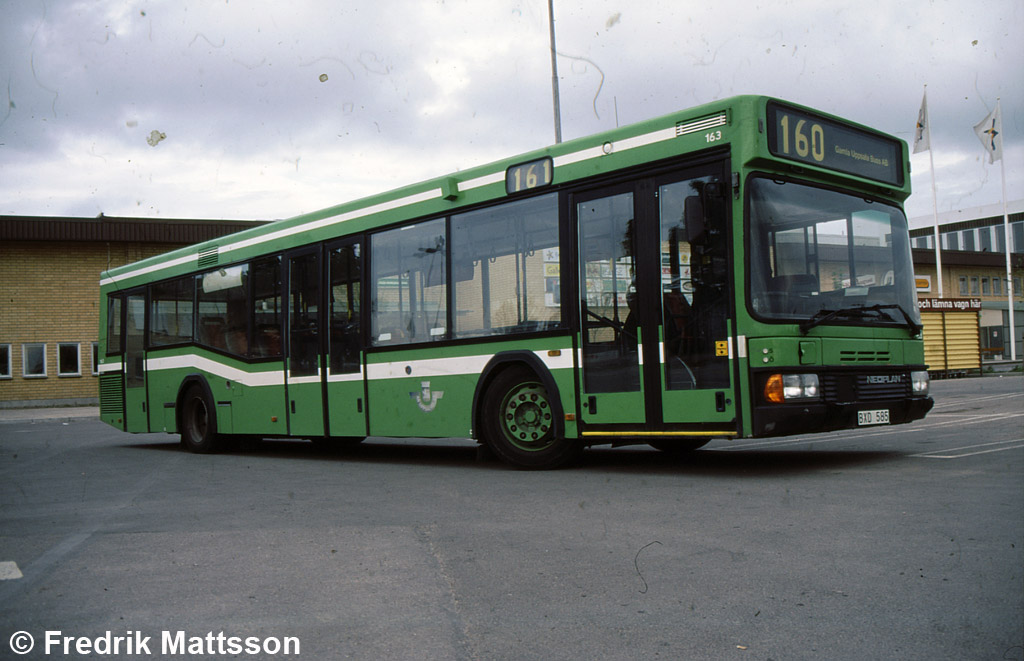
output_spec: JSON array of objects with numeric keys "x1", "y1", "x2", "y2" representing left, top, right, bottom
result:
[
  {"x1": 647, "y1": 438, "x2": 710, "y2": 453},
  {"x1": 180, "y1": 384, "x2": 222, "y2": 453},
  {"x1": 480, "y1": 366, "x2": 581, "y2": 470}
]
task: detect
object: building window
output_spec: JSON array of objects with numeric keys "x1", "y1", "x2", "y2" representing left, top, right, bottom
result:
[
  {"x1": 958, "y1": 276, "x2": 968, "y2": 295},
  {"x1": 58, "y1": 343, "x2": 81, "y2": 377},
  {"x1": 1013, "y1": 221, "x2": 1023, "y2": 253},
  {"x1": 1015, "y1": 277, "x2": 1023, "y2": 297},
  {"x1": 23, "y1": 343, "x2": 46, "y2": 378},
  {"x1": 993, "y1": 278, "x2": 1002, "y2": 296},
  {"x1": 962, "y1": 230, "x2": 976, "y2": 252},
  {"x1": 91, "y1": 342, "x2": 100, "y2": 376},
  {"x1": 981, "y1": 277, "x2": 990, "y2": 296},
  {"x1": 0, "y1": 344, "x2": 11, "y2": 379},
  {"x1": 946, "y1": 232, "x2": 959, "y2": 251},
  {"x1": 970, "y1": 276, "x2": 980, "y2": 295},
  {"x1": 979, "y1": 227, "x2": 993, "y2": 252}
]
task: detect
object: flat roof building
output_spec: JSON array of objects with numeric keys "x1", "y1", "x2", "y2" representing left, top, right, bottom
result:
[
  {"x1": 1, "y1": 215, "x2": 266, "y2": 408},
  {"x1": 910, "y1": 200, "x2": 1024, "y2": 367}
]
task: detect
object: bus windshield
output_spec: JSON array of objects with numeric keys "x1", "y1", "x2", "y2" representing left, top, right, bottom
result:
[{"x1": 748, "y1": 177, "x2": 921, "y2": 331}]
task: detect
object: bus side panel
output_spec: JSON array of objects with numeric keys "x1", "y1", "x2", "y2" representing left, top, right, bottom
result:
[
  {"x1": 365, "y1": 337, "x2": 577, "y2": 440},
  {"x1": 144, "y1": 351, "x2": 287, "y2": 437},
  {"x1": 98, "y1": 372, "x2": 126, "y2": 430},
  {"x1": 232, "y1": 378, "x2": 288, "y2": 437},
  {"x1": 366, "y1": 350, "x2": 478, "y2": 439}
]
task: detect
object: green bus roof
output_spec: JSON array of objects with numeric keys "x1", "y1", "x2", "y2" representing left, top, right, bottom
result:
[{"x1": 101, "y1": 95, "x2": 909, "y2": 289}]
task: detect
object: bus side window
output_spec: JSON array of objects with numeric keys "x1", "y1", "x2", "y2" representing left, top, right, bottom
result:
[
  {"x1": 370, "y1": 219, "x2": 447, "y2": 347},
  {"x1": 251, "y1": 257, "x2": 282, "y2": 358},
  {"x1": 198, "y1": 264, "x2": 249, "y2": 357},
  {"x1": 330, "y1": 244, "x2": 361, "y2": 373}
]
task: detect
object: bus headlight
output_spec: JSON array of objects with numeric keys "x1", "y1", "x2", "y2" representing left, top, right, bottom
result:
[
  {"x1": 911, "y1": 370, "x2": 929, "y2": 396},
  {"x1": 764, "y1": 373, "x2": 820, "y2": 403}
]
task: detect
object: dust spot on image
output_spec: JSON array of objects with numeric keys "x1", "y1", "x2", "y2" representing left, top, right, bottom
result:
[
  {"x1": 319, "y1": 73, "x2": 328, "y2": 82},
  {"x1": 146, "y1": 130, "x2": 166, "y2": 147}
]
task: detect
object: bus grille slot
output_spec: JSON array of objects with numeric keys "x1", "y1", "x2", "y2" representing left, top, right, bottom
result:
[
  {"x1": 676, "y1": 111, "x2": 727, "y2": 137},
  {"x1": 197, "y1": 245, "x2": 219, "y2": 268},
  {"x1": 820, "y1": 373, "x2": 910, "y2": 403},
  {"x1": 99, "y1": 374, "x2": 124, "y2": 415},
  {"x1": 839, "y1": 350, "x2": 891, "y2": 363}
]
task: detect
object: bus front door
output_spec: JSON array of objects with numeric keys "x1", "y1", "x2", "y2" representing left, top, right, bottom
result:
[
  {"x1": 575, "y1": 169, "x2": 736, "y2": 436},
  {"x1": 286, "y1": 250, "x2": 326, "y2": 437},
  {"x1": 655, "y1": 174, "x2": 735, "y2": 427},
  {"x1": 576, "y1": 187, "x2": 646, "y2": 426}
]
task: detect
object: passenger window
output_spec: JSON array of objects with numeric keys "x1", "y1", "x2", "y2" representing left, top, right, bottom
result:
[
  {"x1": 370, "y1": 219, "x2": 447, "y2": 346},
  {"x1": 197, "y1": 264, "x2": 249, "y2": 356},
  {"x1": 106, "y1": 295, "x2": 124, "y2": 355},
  {"x1": 251, "y1": 257, "x2": 282, "y2": 358},
  {"x1": 330, "y1": 243, "x2": 362, "y2": 373},
  {"x1": 150, "y1": 277, "x2": 194, "y2": 347},
  {"x1": 451, "y1": 193, "x2": 561, "y2": 338}
]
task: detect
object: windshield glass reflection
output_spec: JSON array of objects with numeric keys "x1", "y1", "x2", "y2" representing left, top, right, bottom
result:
[{"x1": 748, "y1": 177, "x2": 921, "y2": 330}]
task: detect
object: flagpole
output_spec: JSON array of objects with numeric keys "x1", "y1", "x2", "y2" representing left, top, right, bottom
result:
[
  {"x1": 918, "y1": 85, "x2": 944, "y2": 297},
  {"x1": 927, "y1": 133, "x2": 943, "y2": 298},
  {"x1": 994, "y1": 100, "x2": 1017, "y2": 362},
  {"x1": 547, "y1": 0, "x2": 562, "y2": 144}
]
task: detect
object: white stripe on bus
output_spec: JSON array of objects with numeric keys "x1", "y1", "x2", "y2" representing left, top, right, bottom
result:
[
  {"x1": 140, "y1": 350, "x2": 572, "y2": 387},
  {"x1": 145, "y1": 355, "x2": 284, "y2": 387},
  {"x1": 100, "y1": 187, "x2": 442, "y2": 287}
]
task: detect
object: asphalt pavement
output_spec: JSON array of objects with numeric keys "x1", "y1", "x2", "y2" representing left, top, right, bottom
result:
[{"x1": 1, "y1": 375, "x2": 1021, "y2": 660}]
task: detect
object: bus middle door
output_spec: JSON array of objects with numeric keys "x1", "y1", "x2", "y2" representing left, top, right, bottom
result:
[
  {"x1": 325, "y1": 239, "x2": 367, "y2": 438},
  {"x1": 285, "y1": 249, "x2": 327, "y2": 437}
]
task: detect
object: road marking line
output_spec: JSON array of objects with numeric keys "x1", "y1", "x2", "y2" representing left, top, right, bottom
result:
[
  {"x1": 932, "y1": 392, "x2": 1024, "y2": 409},
  {"x1": 912, "y1": 439, "x2": 1024, "y2": 459},
  {"x1": 0, "y1": 561, "x2": 23, "y2": 580},
  {"x1": 712, "y1": 413, "x2": 1023, "y2": 452}
]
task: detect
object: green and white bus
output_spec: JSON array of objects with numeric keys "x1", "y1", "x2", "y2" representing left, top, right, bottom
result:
[{"x1": 98, "y1": 95, "x2": 933, "y2": 468}]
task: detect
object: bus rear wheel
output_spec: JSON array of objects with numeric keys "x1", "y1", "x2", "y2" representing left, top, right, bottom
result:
[
  {"x1": 180, "y1": 385, "x2": 222, "y2": 453},
  {"x1": 481, "y1": 366, "x2": 580, "y2": 470}
]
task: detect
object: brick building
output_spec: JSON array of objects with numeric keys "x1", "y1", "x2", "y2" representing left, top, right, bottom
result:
[{"x1": 0, "y1": 215, "x2": 264, "y2": 407}]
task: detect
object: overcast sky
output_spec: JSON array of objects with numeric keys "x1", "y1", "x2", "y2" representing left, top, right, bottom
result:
[{"x1": 1, "y1": 1, "x2": 1020, "y2": 228}]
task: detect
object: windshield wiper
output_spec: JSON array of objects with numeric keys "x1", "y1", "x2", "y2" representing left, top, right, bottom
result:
[
  {"x1": 879, "y1": 303, "x2": 924, "y2": 335},
  {"x1": 800, "y1": 303, "x2": 921, "y2": 335}
]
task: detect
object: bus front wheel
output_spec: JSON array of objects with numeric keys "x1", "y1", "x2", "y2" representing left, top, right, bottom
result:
[
  {"x1": 180, "y1": 385, "x2": 222, "y2": 453},
  {"x1": 481, "y1": 366, "x2": 581, "y2": 470}
]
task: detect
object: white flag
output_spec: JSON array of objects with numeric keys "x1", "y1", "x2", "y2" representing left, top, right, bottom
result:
[
  {"x1": 913, "y1": 90, "x2": 929, "y2": 153},
  {"x1": 973, "y1": 102, "x2": 1002, "y2": 163}
]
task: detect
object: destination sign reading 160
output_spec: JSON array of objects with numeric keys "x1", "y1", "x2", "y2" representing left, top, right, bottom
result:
[{"x1": 766, "y1": 102, "x2": 903, "y2": 187}]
